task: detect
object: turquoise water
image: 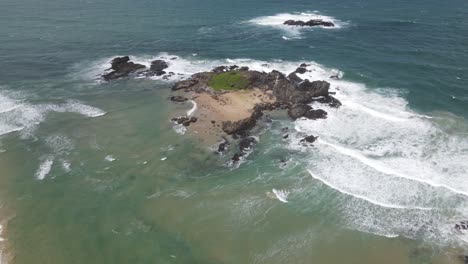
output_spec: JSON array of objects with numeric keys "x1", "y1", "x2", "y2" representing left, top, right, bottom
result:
[{"x1": 0, "y1": 0, "x2": 467, "y2": 263}]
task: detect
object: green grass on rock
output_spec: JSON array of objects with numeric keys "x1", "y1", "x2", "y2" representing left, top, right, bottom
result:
[{"x1": 208, "y1": 72, "x2": 249, "y2": 91}]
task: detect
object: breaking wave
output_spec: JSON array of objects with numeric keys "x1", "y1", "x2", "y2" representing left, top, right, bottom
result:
[{"x1": 248, "y1": 11, "x2": 348, "y2": 37}]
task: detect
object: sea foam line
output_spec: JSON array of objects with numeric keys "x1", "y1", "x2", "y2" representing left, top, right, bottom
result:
[
  {"x1": 187, "y1": 100, "x2": 197, "y2": 116},
  {"x1": 307, "y1": 169, "x2": 433, "y2": 210},
  {"x1": 318, "y1": 139, "x2": 468, "y2": 197}
]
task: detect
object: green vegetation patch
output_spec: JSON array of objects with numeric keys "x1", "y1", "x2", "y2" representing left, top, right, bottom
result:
[{"x1": 208, "y1": 71, "x2": 249, "y2": 91}]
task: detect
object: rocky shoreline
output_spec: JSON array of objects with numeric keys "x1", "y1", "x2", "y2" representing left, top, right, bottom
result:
[{"x1": 102, "y1": 56, "x2": 341, "y2": 163}]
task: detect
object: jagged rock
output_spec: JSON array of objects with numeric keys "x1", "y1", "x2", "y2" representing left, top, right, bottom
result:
[
  {"x1": 288, "y1": 104, "x2": 312, "y2": 120},
  {"x1": 288, "y1": 72, "x2": 303, "y2": 84},
  {"x1": 330, "y1": 74, "x2": 341, "y2": 80},
  {"x1": 239, "y1": 66, "x2": 249, "y2": 71},
  {"x1": 229, "y1": 65, "x2": 239, "y2": 71},
  {"x1": 222, "y1": 109, "x2": 263, "y2": 135},
  {"x1": 150, "y1": 60, "x2": 168, "y2": 72},
  {"x1": 172, "y1": 79, "x2": 198, "y2": 91},
  {"x1": 212, "y1": 66, "x2": 228, "y2": 73},
  {"x1": 169, "y1": 96, "x2": 188, "y2": 102},
  {"x1": 295, "y1": 67, "x2": 307, "y2": 74},
  {"x1": 103, "y1": 56, "x2": 146, "y2": 80},
  {"x1": 297, "y1": 80, "x2": 330, "y2": 97},
  {"x1": 304, "y1": 109, "x2": 327, "y2": 120},
  {"x1": 300, "y1": 63, "x2": 308, "y2": 67},
  {"x1": 239, "y1": 137, "x2": 257, "y2": 152},
  {"x1": 284, "y1": 19, "x2": 335, "y2": 27},
  {"x1": 171, "y1": 116, "x2": 197, "y2": 126},
  {"x1": 232, "y1": 153, "x2": 243, "y2": 162},
  {"x1": 301, "y1": 135, "x2": 318, "y2": 144},
  {"x1": 171, "y1": 116, "x2": 189, "y2": 124},
  {"x1": 312, "y1": 95, "x2": 342, "y2": 108},
  {"x1": 217, "y1": 138, "x2": 229, "y2": 153}
]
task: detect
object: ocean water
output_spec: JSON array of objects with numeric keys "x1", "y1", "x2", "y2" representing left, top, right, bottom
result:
[{"x1": 0, "y1": 0, "x2": 468, "y2": 263}]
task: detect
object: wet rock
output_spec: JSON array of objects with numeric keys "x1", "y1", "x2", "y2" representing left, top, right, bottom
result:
[
  {"x1": 295, "y1": 67, "x2": 307, "y2": 74},
  {"x1": 212, "y1": 66, "x2": 228, "y2": 73},
  {"x1": 150, "y1": 60, "x2": 168, "y2": 76},
  {"x1": 312, "y1": 95, "x2": 342, "y2": 108},
  {"x1": 330, "y1": 74, "x2": 340, "y2": 80},
  {"x1": 300, "y1": 135, "x2": 318, "y2": 144},
  {"x1": 232, "y1": 153, "x2": 243, "y2": 162},
  {"x1": 284, "y1": 19, "x2": 335, "y2": 27},
  {"x1": 172, "y1": 79, "x2": 198, "y2": 91},
  {"x1": 171, "y1": 116, "x2": 189, "y2": 124},
  {"x1": 300, "y1": 63, "x2": 309, "y2": 67},
  {"x1": 217, "y1": 138, "x2": 229, "y2": 154},
  {"x1": 297, "y1": 80, "x2": 330, "y2": 97},
  {"x1": 304, "y1": 109, "x2": 327, "y2": 120},
  {"x1": 239, "y1": 66, "x2": 249, "y2": 71},
  {"x1": 288, "y1": 104, "x2": 312, "y2": 120},
  {"x1": 103, "y1": 56, "x2": 146, "y2": 80},
  {"x1": 169, "y1": 96, "x2": 188, "y2": 102},
  {"x1": 229, "y1": 65, "x2": 239, "y2": 71},
  {"x1": 283, "y1": 134, "x2": 289, "y2": 139},
  {"x1": 239, "y1": 137, "x2": 257, "y2": 152},
  {"x1": 287, "y1": 72, "x2": 303, "y2": 84},
  {"x1": 222, "y1": 109, "x2": 263, "y2": 135},
  {"x1": 171, "y1": 116, "x2": 197, "y2": 126}
]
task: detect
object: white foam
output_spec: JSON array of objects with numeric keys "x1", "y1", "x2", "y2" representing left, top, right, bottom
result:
[
  {"x1": 248, "y1": 11, "x2": 347, "y2": 37},
  {"x1": 105, "y1": 155, "x2": 116, "y2": 162},
  {"x1": 187, "y1": 100, "x2": 197, "y2": 116},
  {"x1": 272, "y1": 188, "x2": 289, "y2": 203},
  {"x1": 0, "y1": 90, "x2": 105, "y2": 139},
  {"x1": 308, "y1": 170, "x2": 432, "y2": 210},
  {"x1": 35, "y1": 156, "x2": 54, "y2": 180},
  {"x1": 285, "y1": 63, "x2": 468, "y2": 246}
]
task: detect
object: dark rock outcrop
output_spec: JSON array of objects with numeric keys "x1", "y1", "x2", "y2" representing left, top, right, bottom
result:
[
  {"x1": 150, "y1": 60, "x2": 169, "y2": 76},
  {"x1": 284, "y1": 19, "x2": 335, "y2": 27},
  {"x1": 301, "y1": 135, "x2": 318, "y2": 144},
  {"x1": 287, "y1": 72, "x2": 303, "y2": 84},
  {"x1": 312, "y1": 95, "x2": 342, "y2": 108},
  {"x1": 222, "y1": 109, "x2": 263, "y2": 135},
  {"x1": 169, "y1": 96, "x2": 188, "y2": 102},
  {"x1": 217, "y1": 137, "x2": 229, "y2": 154},
  {"x1": 304, "y1": 109, "x2": 327, "y2": 120},
  {"x1": 288, "y1": 104, "x2": 327, "y2": 120},
  {"x1": 297, "y1": 80, "x2": 330, "y2": 97},
  {"x1": 295, "y1": 67, "x2": 307, "y2": 74},
  {"x1": 172, "y1": 79, "x2": 198, "y2": 91},
  {"x1": 288, "y1": 104, "x2": 312, "y2": 120},
  {"x1": 103, "y1": 56, "x2": 146, "y2": 80},
  {"x1": 171, "y1": 116, "x2": 197, "y2": 127},
  {"x1": 239, "y1": 137, "x2": 257, "y2": 152}
]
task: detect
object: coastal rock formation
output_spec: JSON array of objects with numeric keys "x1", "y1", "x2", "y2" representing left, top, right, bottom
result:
[
  {"x1": 150, "y1": 60, "x2": 169, "y2": 76},
  {"x1": 222, "y1": 108, "x2": 263, "y2": 135},
  {"x1": 103, "y1": 56, "x2": 146, "y2": 80},
  {"x1": 167, "y1": 63, "x2": 342, "y2": 161},
  {"x1": 288, "y1": 104, "x2": 327, "y2": 120},
  {"x1": 169, "y1": 96, "x2": 188, "y2": 102},
  {"x1": 301, "y1": 135, "x2": 318, "y2": 144},
  {"x1": 171, "y1": 116, "x2": 198, "y2": 127},
  {"x1": 284, "y1": 19, "x2": 335, "y2": 27}
]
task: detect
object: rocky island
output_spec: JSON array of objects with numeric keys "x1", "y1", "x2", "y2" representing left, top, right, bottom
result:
[
  {"x1": 102, "y1": 56, "x2": 341, "y2": 163},
  {"x1": 283, "y1": 19, "x2": 335, "y2": 27}
]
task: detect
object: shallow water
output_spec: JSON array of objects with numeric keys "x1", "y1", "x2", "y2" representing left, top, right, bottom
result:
[{"x1": 0, "y1": 0, "x2": 467, "y2": 263}]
